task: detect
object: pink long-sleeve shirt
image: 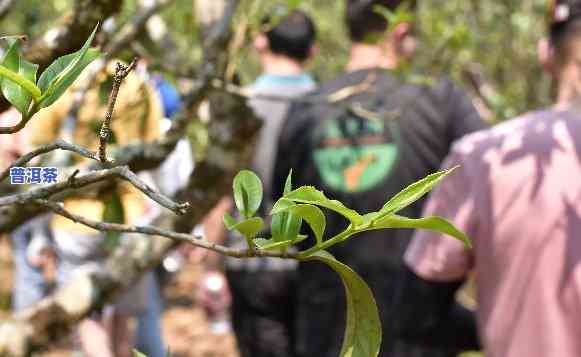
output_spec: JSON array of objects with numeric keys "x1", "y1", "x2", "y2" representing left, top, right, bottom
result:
[{"x1": 406, "y1": 108, "x2": 581, "y2": 357}]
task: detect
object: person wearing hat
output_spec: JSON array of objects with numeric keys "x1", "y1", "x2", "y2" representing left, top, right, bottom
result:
[{"x1": 394, "y1": 1, "x2": 581, "y2": 356}]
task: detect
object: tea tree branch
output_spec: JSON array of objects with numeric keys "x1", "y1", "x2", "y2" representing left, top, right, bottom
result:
[
  {"x1": 33, "y1": 198, "x2": 299, "y2": 259},
  {"x1": 0, "y1": 139, "x2": 99, "y2": 182},
  {"x1": 0, "y1": 165, "x2": 189, "y2": 216},
  {"x1": 98, "y1": 58, "x2": 137, "y2": 163}
]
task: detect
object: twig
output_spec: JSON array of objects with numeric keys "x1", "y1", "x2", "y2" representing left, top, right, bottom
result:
[
  {"x1": 0, "y1": 139, "x2": 99, "y2": 182},
  {"x1": 0, "y1": 115, "x2": 31, "y2": 134},
  {"x1": 67, "y1": 169, "x2": 80, "y2": 187},
  {"x1": 0, "y1": 165, "x2": 190, "y2": 215},
  {"x1": 34, "y1": 198, "x2": 297, "y2": 259},
  {"x1": 98, "y1": 58, "x2": 138, "y2": 163},
  {"x1": 120, "y1": 168, "x2": 190, "y2": 215}
]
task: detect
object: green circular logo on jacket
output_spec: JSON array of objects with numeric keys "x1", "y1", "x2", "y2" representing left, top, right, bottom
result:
[{"x1": 312, "y1": 113, "x2": 399, "y2": 193}]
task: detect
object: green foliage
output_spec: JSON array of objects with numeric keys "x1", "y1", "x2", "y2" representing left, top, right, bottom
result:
[
  {"x1": 223, "y1": 213, "x2": 264, "y2": 240},
  {"x1": 371, "y1": 215, "x2": 471, "y2": 248},
  {"x1": 270, "y1": 199, "x2": 303, "y2": 245},
  {"x1": 5, "y1": 0, "x2": 555, "y2": 123},
  {"x1": 0, "y1": 40, "x2": 39, "y2": 114},
  {"x1": 374, "y1": 2, "x2": 416, "y2": 33},
  {"x1": 233, "y1": 170, "x2": 263, "y2": 219},
  {"x1": 274, "y1": 204, "x2": 326, "y2": 245},
  {"x1": 380, "y1": 166, "x2": 457, "y2": 215},
  {"x1": 228, "y1": 0, "x2": 551, "y2": 121},
  {"x1": 37, "y1": 25, "x2": 100, "y2": 108},
  {"x1": 280, "y1": 186, "x2": 363, "y2": 225},
  {"x1": 254, "y1": 235, "x2": 307, "y2": 250},
  {"x1": 287, "y1": 0, "x2": 303, "y2": 10},
  {"x1": 0, "y1": 25, "x2": 101, "y2": 119},
  {"x1": 284, "y1": 169, "x2": 293, "y2": 196},
  {"x1": 227, "y1": 168, "x2": 470, "y2": 357},
  {"x1": 415, "y1": 0, "x2": 551, "y2": 120},
  {"x1": 302, "y1": 251, "x2": 381, "y2": 357}
]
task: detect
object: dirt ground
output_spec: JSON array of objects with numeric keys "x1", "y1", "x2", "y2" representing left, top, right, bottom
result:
[{"x1": 0, "y1": 238, "x2": 240, "y2": 357}]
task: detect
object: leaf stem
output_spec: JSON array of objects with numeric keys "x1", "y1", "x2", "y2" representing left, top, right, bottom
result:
[
  {"x1": 297, "y1": 226, "x2": 355, "y2": 259},
  {"x1": 245, "y1": 235, "x2": 256, "y2": 256}
]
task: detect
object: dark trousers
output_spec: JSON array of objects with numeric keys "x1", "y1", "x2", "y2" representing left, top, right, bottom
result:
[{"x1": 225, "y1": 269, "x2": 297, "y2": 357}]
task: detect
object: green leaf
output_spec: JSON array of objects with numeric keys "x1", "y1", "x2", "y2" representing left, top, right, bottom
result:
[
  {"x1": 0, "y1": 40, "x2": 40, "y2": 113},
  {"x1": 380, "y1": 167, "x2": 458, "y2": 216},
  {"x1": 282, "y1": 186, "x2": 363, "y2": 225},
  {"x1": 223, "y1": 216, "x2": 264, "y2": 239},
  {"x1": 371, "y1": 214, "x2": 471, "y2": 248},
  {"x1": 37, "y1": 25, "x2": 100, "y2": 108},
  {"x1": 223, "y1": 212, "x2": 237, "y2": 230},
  {"x1": 233, "y1": 170, "x2": 263, "y2": 219},
  {"x1": 359, "y1": 212, "x2": 382, "y2": 229},
  {"x1": 132, "y1": 349, "x2": 147, "y2": 357},
  {"x1": 302, "y1": 251, "x2": 381, "y2": 357},
  {"x1": 273, "y1": 204, "x2": 326, "y2": 245},
  {"x1": 271, "y1": 199, "x2": 303, "y2": 243},
  {"x1": 254, "y1": 235, "x2": 308, "y2": 251},
  {"x1": 38, "y1": 48, "x2": 100, "y2": 108},
  {"x1": 284, "y1": 169, "x2": 293, "y2": 196},
  {"x1": 271, "y1": 197, "x2": 295, "y2": 215},
  {"x1": 0, "y1": 65, "x2": 41, "y2": 102}
]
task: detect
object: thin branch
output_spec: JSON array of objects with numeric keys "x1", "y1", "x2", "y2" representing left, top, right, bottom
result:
[
  {"x1": 0, "y1": 165, "x2": 189, "y2": 215},
  {"x1": 98, "y1": 58, "x2": 137, "y2": 163},
  {"x1": 119, "y1": 168, "x2": 190, "y2": 214},
  {"x1": 0, "y1": 115, "x2": 30, "y2": 134},
  {"x1": 0, "y1": 139, "x2": 99, "y2": 182},
  {"x1": 34, "y1": 198, "x2": 296, "y2": 259}
]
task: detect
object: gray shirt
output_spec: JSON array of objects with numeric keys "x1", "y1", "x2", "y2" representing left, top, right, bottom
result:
[{"x1": 226, "y1": 73, "x2": 315, "y2": 272}]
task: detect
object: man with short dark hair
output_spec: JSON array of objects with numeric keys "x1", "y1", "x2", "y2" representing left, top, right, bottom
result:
[
  {"x1": 273, "y1": 1, "x2": 485, "y2": 356},
  {"x1": 198, "y1": 9, "x2": 317, "y2": 357},
  {"x1": 395, "y1": 1, "x2": 581, "y2": 356},
  {"x1": 262, "y1": 9, "x2": 316, "y2": 63}
]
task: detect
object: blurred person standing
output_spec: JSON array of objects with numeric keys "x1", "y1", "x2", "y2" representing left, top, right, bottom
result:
[
  {"x1": 272, "y1": 1, "x2": 486, "y2": 356},
  {"x1": 134, "y1": 67, "x2": 193, "y2": 357},
  {"x1": 198, "y1": 9, "x2": 317, "y2": 357},
  {"x1": 0, "y1": 108, "x2": 54, "y2": 313},
  {"x1": 28, "y1": 60, "x2": 163, "y2": 357},
  {"x1": 394, "y1": 1, "x2": 581, "y2": 356}
]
